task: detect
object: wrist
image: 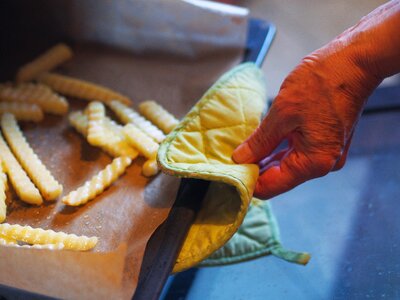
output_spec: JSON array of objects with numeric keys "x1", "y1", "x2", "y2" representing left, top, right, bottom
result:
[
  {"x1": 310, "y1": 1, "x2": 400, "y2": 95},
  {"x1": 338, "y1": 1, "x2": 400, "y2": 80}
]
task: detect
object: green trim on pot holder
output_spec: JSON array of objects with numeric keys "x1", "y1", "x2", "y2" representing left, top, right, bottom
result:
[{"x1": 200, "y1": 199, "x2": 310, "y2": 266}]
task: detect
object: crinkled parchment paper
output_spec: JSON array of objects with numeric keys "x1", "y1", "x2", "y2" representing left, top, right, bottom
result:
[
  {"x1": 0, "y1": 20, "x2": 245, "y2": 300},
  {"x1": 66, "y1": 0, "x2": 248, "y2": 57}
]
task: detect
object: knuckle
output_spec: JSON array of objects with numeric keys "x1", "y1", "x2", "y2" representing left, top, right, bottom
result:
[
  {"x1": 313, "y1": 150, "x2": 342, "y2": 176},
  {"x1": 287, "y1": 148, "x2": 341, "y2": 179},
  {"x1": 333, "y1": 157, "x2": 346, "y2": 171},
  {"x1": 316, "y1": 161, "x2": 335, "y2": 176}
]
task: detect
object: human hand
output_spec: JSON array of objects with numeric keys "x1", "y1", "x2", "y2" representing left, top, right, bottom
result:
[
  {"x1": 233, "y1": 54, "x2": 374, "y2": 199},
  {"x1": 232, "y1": 1, "x2": 400, "y2": 199}
]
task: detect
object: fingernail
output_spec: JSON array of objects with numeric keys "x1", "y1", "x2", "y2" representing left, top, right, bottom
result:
[{"x1": 232, "y1": 142, "x2": 254, "y2": 163}]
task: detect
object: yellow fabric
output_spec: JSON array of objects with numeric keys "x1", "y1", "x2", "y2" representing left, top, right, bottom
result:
[{"x1": 158, "y1": 63, "x2": 267, "y2": 272}]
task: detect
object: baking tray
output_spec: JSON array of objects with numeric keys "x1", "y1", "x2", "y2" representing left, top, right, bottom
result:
[
  {"x1": 0, "y1": 17, "x2": 276, "y2": 299},
  {"x1": 132, "y1": 18, "x2": 276, "y2": 300}
]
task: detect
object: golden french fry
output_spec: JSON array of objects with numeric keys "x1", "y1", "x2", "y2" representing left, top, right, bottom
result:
[
  {"x1": 69, "y1": 111, "x2": 139, "y2": 159},
  {"x1": 104, "y1": 116, "x2": 124, "y2": 136},
  {"x1": 0, "y1": 235, "x2": 17, "y2": 245},
  {"x1": 0, "y1": 223, "x2": 97, "y2": 251},
  {"x1": 16, "y1": 43, "x2": 73, "y2": 83},
  {"x1": 0, "y1": 161, "x2": 7, "y2": 223},
  {"x1": 139, "y1": 100, "x2": 179, "y2": 134},
  {"x1": 70, "y1": 112, "x2": 123, "y2": 137},
  {"x1": 68, "y1": 110, "x2": 89, "y2": 135},
  {"x1": 1, "y1": 113, "x2": 62, "y2": 201},
  {"x1": 102, "y1": 117, "x2": 140, "y2": 158},
  {"x1": 108, "y1": 100, "x2": 165, "y2": 143},
  {"x1": 123, "y1": 124, "x2": 159, "y2": 159},
  {"x1": 62, "y1": 156, "x2": 132, "y2": 206},
  {"x1": 0, "y1": 132, "x2": 42, "y2": 205},
  {"x1": 0, "y1": 236, "x2": 64, "y2": 250},
  {"x1": 100, "y1": 129, "x2": 139, "y2": 159},
  {"x1": 38, "y1": 72, "x2": 131, "y2": 105},
  {"x1": 142, "y1": 158, "x2": 159, "y2": 177},
  {"x1": 0, "y1": 164, "x2": 7, "y2": 192},
  {"x1": 0, "y1": 102, "x2": 43, "y2": 122},
  {"x1": 87, "y1": 101, "x2": 106, "y2": 147},
  {"x1": 0, "y1": 83, "x2": 68, "y2": 115},
  {"x1": 19, "y1": 243, "x2": 65, "y2": 250}
]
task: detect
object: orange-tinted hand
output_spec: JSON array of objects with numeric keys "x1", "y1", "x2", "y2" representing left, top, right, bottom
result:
[{"x1": 233, "y1": 1, "x2": 399, "y2": 199}]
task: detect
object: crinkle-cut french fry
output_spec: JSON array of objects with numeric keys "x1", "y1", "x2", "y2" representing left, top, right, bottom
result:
[
  {"x1": 102, "y1": 117, "x2": 139, "y2": 159},
  {"x1": 0, "y1": 102, "x2": 43, "y2": 122},
  {"x1": 139, "y1": 100, "x2": 179, "y2": 134},
  {"x1": 108, "y1": 100, "x2": 165, "y2": 143},
  {"x1": 18, "y1": 243, "x2": 64, "y2": 250},
  {"x1": 142, "y1": 158, "x2": 159, "y2": 177},
  {"x1": 0, "y1": 83, "x2": 68, "y2": 115},
  {"x1": 22, "y1": 243, "x2": 65, "y2": 250},
  {"x1": 68, "y1": 111, "x2": 88, "y2": 136},
  {"x1": 37, "y1": 72, "x2": 131, "y2": 105},
  {"x1": 87, "y1": 101, "x2": 106, "y2": 147},
  {"x1": 16, "y1": 43, "x2": 73, "y2": 83},
  {"x1": 100, "y1": 127, "x2": 139, "y2": 159},
  {"x1": 62, "y1": 156, "x2": 132, "y2": 206},
  {"x1": 0, "y1": 237, "x2": 64, "y2": 250},
  {"x1": 0, "y1": 223, "x2": 97, "y2": 251},
  {"x1": 69, "y1": 111, "x2": 139, "y2": 159},
  {"x1": 69, "y1": 112, "x2": 123, "y2": 137},
  {"x1": 1, "y1": 113, "x2": 63, "y2": 201},
  {"x1": 0, "y1": 161, "x2": 7, "y2": 223},
  {"x1": 0, "y1": 132, "x2": 42, "y2": 205},
  {"x1": 104, "y1": 116, "x2": 124, "y2": 135},
  {"x1": 0, "y1": 164, "x2": 7, "y2": 192},
  {"x1": 123, "y1": 124, "x2": 159, "y2": 159},
  {"x1": 0, "y1": 235, "x2": 17, "y2": 245}
]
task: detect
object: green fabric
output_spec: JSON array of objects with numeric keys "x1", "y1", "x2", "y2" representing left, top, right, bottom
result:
[
  {"x1": 201, "y1": 199, "x2": 310, "y2": 266},
  {"x1": 158, "y1": 63, "x2": 310, "y2": 273}
]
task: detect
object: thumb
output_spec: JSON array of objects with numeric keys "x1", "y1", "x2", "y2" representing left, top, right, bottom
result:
[
  {"x1": 254, "y1": 148, "x2": 336, "y2": 199},
  {"x1": 232, "y1": 105, "x2": 290, "y2": 164}
]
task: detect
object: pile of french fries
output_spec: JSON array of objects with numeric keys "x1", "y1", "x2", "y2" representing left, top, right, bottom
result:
[{"x1": 0, "y1": 43, "x2": 179, "y2": 251}]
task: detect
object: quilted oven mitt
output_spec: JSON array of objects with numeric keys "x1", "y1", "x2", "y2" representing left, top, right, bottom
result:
[{"x1": 158, "y1": 63, "x2": 310, "y2": 273}]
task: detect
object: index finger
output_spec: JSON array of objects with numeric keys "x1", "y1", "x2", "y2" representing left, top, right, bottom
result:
[
  {"x1": 232, "y1": 103, "x2": 292, "y2": 164},
  {"x1": 255, "y1": 148, "x2": 338, "y2": 199}
]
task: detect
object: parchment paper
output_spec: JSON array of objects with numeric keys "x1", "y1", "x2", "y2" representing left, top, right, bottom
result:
[
  {"x1": 65, "y1": 0, "x2": 248, "y2": 57},
  {"x1": 0, "y1": 44, "x2": 243, "y2": 299}
]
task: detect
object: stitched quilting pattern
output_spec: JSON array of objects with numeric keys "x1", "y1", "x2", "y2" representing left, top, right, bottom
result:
[{"x1": 158, "y1": 63, "x2": 267, "y2": 272}]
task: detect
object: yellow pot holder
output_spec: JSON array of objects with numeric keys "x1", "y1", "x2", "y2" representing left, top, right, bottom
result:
[{"x1": 158, "y1": 63, "x2": 310, "y2": 273}]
